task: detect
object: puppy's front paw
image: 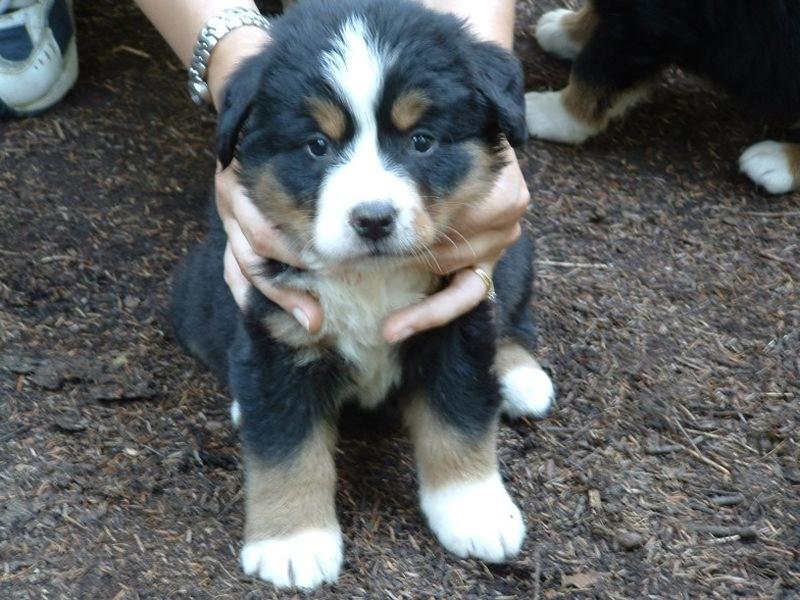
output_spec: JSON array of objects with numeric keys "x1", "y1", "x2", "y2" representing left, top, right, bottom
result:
[
  {"x1": 241, "y1": 528, "x2": 343, "y2": 589},
  {"x1": 536, "y1": 9, "x2": 582, "y2": 60},
  {"x1": 421, "y1": 473, "x2": 525, "y2": 563},
  {"x1": 501, "y1": 365, "x2": 555, "y2": 418},
  {"x1": 739, "y1": 141, "x2": 799, "y2": 195},
  {"x1": 525, "y1": 91, "x2": 598, "y2": 144}
]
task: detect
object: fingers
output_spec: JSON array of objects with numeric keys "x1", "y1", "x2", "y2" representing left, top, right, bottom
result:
[
  {"x1": 451, "y1": 148, "x2": 530, "y2": 234},
  {"x1": 382, "y1": 262, "x2": 495, "y2": 343},
  {"x1": 417, "y1": 147, "x2": 528, "y2": 275},
  {"x1": 223, "y1": 242, "x2": 250, "y2": 309},
  {"x1": 385, "y1": 149, "x2": 527, "y2": 339},
  {"x1": 215, "y1": 163, "x2": 306, "y2": 268},
  {"x1": 216, "y1": 161, "x2": 324, "y2": 333},
  {"x1": 425, "y1": 222, "x2": 521, "y2": 274},
  {"x1": 224, "y1": 221, "x2": 324, "y2": 333}
]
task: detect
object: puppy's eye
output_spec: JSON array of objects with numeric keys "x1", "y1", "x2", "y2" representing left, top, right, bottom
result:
[
  {"x1": 307, "y1": 136, "x2": 329, "y2": 157},
  {"x1": 410, "y1": 132, "x2": 435, "y2": 154}
]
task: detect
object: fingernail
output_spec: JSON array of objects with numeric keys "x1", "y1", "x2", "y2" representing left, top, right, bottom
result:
[
  {"x1": 389, "y1": 327, "x2": 414, "y2": 344},
  {"x1": 292, "y1": 308, "x2": 311, "y2": 331}
]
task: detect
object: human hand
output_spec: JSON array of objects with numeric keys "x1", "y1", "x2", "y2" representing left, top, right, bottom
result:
[
  {"x1": 207, "y1": 26, "x2": 323, "y2": 333},
  {"x1": 382, "y1": 147, "x2": 530, "y2": 343},
  {"x1": 215, "y1": 161, "x2": 324, "y2": 333}
]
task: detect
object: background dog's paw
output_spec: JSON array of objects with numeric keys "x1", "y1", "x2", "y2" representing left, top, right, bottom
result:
[
  {"x1": 501, "y1": 365, "x2": 555, "y2": 418},
  {"x1": 421, "y1": 473, "x2": 525, "y2": 563},
  {"x1": 241, "y1": 528, "x2": 343, "y2": 589},
  {"x1": 739, "y1": 141, "x2": 798, "y2": 195},
  {"x1": 525, "y1": 91, "x2": 597, "y2": 144},
  {"x1": 535, "y1": 9, "x2": 581, "y2": 60}
]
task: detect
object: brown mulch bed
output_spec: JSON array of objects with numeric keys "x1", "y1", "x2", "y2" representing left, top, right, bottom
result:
[{"x1": 1, "y1": 1, "x2": 797, "y2": 598}]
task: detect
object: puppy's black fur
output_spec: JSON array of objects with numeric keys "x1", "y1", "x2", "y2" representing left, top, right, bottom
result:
[
  {"x1": 171, "y1": 0, "x2": 535, "y2": 464},
  {"x1": 578, "y1": 0, "x2": 800, "y2": 115},
  {"x1": 172, "y1": 208, "x2": 536, "y2": 458}
]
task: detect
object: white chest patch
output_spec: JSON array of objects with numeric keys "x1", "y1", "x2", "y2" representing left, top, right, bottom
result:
[
  {"x1": 265, "y1": 265, "x2": 435, "y2": 408},
  {"x1": 316, "y1": 266, "x2": 433, "y2": 407}
]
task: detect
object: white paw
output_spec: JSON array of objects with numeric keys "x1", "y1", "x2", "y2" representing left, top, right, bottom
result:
[
  {"x1": 241, "y1": 528, "x2": 343, "y2": 589},
  {"x1": 536, "y1": 9, "x2": 582, "y2": 60},
  {"x1": 739, "y1": 141, "x2": 797, "y2": 195},
  {"x1": 230, "y1": 399, "x2": 241, "y2": 428},
  {"x1": 421, "y1": 473, "x2": 525, "y2": 563},
  {"x1": 525, "y1": 90, "x2": 599, "y2": 144},
  {"x1": 501, "y1": 365, "x2": 555, "y2": 418}
]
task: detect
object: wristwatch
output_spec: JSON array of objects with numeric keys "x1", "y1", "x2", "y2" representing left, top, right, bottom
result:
[{"x1": 188, "y1": 7, "x2": 271, "y2": 108}]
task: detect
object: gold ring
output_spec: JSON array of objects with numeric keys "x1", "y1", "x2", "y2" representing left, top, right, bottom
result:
[{"x1": 471, "y1": 266, "x2": 496, "y2": 303}]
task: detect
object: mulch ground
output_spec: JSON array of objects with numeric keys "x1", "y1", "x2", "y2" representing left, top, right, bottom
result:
[{"x1": 1, "y1": 1, "x2": 798, "y2": 598}]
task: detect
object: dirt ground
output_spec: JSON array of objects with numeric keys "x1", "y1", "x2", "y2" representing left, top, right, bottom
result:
[{"x1": 1, "y1": 1, "x2": 798, "y2": 598}]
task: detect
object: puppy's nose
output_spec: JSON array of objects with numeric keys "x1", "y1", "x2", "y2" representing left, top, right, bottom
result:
[{"x1": 349, "y1": 201, "x2": 397, "y2": 241}]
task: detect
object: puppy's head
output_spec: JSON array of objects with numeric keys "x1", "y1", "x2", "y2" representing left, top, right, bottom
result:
[{"x1": 218, "y1": 0, "x2": 526, "y2": 269}]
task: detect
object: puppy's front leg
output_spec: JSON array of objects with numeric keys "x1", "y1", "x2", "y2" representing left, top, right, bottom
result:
[
  {"x1": 406, "y1": 395, "x2": 524, "y2": 563},
  {"x1": 231, "y1": 338, "x2": 342, "y2": 589},
  {"x1": 240, "y1": 426, "x2": 341, "y2": 589},
  {"x1": 403, "y1": 311, "x2": 525, "y2": 562}
]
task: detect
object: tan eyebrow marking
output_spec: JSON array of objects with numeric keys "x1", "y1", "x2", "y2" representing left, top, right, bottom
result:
[
  {"x1": 307, "y1": 97, "x2": 347, "y2": 140},
  {"x1": 391, "y1": 90, "x2": 431, "y2": 131}
]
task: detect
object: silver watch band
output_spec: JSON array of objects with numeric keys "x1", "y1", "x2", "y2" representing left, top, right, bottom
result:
[{"x1": 188, "y1": 7, "x2": 271, "y2": 108}]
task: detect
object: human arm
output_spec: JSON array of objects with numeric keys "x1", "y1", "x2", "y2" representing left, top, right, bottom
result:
[{"x1": 133, "y1": 0, "x2": 324, "y2": 331}]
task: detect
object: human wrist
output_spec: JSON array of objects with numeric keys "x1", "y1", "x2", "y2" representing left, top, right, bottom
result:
[
  {"x1": 419, "y1": 0, "x2": 515, "y2": 49},
  {"x1": 206, "y1": 25, "x2": 271, "y2": 111}
]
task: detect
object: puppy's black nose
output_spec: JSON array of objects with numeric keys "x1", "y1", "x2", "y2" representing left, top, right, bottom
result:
[{"x1": 349, "y1": 201, "x2": 397, "y2": 241}]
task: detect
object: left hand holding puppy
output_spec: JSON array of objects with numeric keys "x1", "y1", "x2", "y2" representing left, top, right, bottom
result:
[{"x1": 382, "y1": 147, "x2": 530, "y2": 343}]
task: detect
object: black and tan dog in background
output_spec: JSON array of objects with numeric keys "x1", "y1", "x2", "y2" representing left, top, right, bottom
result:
[
  {"x1": 171, "y1": 0, "x2": 554, "y2": 590},
  {"x1": 525, "y1": 0, "x2": 800, "y2": 195}
]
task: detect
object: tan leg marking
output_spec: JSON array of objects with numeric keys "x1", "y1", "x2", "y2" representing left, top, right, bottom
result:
[
  {"x1": 404, "y1": 394, "x2": 497, "y2": 491},
  {"x1": 495, "y1": 340, "x2": 539, "y2": 377},
  {"x1": 562, "y1": 2, "x2": 599, "y2": 46},
  {"x1": 563, "y1": 74, "x2": 650, "y2": 127},
  {"x1": 244, "y1": 424, "x2": 337, "y2": 541},
  {"x1": 787, "y1": 143, "x2": 800, "y2": 185}
]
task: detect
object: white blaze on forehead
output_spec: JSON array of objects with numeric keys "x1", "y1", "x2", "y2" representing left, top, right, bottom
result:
[
  {"x1": 314, "y1": 17, "x2": 422, "y2": 263},
  {"x1": 322, "y1": 17, "x2": 386, "y2": 131}
]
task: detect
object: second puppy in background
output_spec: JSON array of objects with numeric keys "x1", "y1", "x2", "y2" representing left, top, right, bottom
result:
[{"x1": 526, "y1": 0, "x2": 800, "y2": 195}]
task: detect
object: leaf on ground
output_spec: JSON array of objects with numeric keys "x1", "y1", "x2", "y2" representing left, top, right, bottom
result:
[{"x1": 563, "y1": 571, "x2": 605, "y2": 589}]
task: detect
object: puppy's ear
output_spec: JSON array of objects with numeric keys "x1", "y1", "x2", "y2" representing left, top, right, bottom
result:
[
  {"x1": 470, "y1": 41, "x2": 527, "y2": 148},
  {"x1": 217, "y1": 55, "x2": 265, "y2": 169}
]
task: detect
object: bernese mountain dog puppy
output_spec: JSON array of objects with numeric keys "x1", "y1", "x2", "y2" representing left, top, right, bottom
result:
[
  {"x1": 525, "y1": 0, "x2": 800, "y2": 195},
  {"x1": 171, "y1": 0, "x2": 554, "y2": 589}
]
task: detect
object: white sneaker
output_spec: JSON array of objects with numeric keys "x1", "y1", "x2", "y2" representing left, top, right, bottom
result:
[{"x1": 0, "y1": 0, "x2": 77, "y2": 118}]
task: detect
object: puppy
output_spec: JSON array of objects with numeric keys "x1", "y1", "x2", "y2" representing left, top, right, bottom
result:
[
  {"x1": 525, "y1": 0, "x2": 800, "y2": 195},
  {"x1": 171, "y1": 0, "x2": 554, "y2": 589}
]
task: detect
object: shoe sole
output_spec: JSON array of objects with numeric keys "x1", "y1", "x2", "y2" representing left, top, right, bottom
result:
[{"x1": 0, "y1": 36, "x2": 78, "y2": 119}]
